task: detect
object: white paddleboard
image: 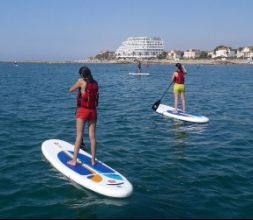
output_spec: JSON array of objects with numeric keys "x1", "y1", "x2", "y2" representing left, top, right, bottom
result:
[
  {"x1": 129, "y1": 72, "x2": 150, "y2": 76},
  {"x1": 156, "y1": 104, "x2": 209, "y2": 123},
  {"x1": 42, "y1": 139, "x2": 133, "y2": 198}
]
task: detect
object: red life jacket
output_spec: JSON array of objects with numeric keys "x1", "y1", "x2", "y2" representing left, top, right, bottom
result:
[
  {"x1": 77, "y1": 81, "x2": 99, "y2": 109},
  {"x1": 174, "y1": 70, "x2": 185, "y2": 84}
]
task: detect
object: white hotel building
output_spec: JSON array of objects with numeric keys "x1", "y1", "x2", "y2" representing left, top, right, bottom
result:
[{"x1": 116, "y1": 37, "x2": 164, "y2": 59}]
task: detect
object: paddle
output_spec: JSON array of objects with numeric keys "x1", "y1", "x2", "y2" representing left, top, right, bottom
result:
[{"x1": 152, "y1": 80, "x2": 174, "y2": 111}]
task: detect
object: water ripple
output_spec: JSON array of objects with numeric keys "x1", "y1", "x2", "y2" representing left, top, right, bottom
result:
[{"x1": 1, "y1": 63, "x2": 253, "y2": 218}]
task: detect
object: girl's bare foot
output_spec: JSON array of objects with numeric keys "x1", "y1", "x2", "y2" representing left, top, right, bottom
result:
[
  {"x1": 92, "y1": 159, "x2": 96, "y2": 166},
  {"x1": 67, "y1": 159, "x2": 77, "y2": 166}
]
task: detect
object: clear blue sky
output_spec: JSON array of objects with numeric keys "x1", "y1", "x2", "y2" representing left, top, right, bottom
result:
[{"x1": 0, "y1": 0, "x2": 252, "y2": 61}]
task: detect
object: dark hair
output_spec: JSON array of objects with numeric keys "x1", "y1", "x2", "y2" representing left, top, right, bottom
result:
[
  {"x1": 79, "y1": 66, "x2": 94, "y2": 82},
  {"x1": 175, "y1": 63, "x2": 183, "y2": 72}
]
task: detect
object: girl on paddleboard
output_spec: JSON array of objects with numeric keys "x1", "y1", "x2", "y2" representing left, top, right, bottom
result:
[
  {"x1": 172, "y1": 63, "x2": 187, "y2": 113},
  {"x1": 68, "y1": 66, "x2": 99, "y2": 166}
]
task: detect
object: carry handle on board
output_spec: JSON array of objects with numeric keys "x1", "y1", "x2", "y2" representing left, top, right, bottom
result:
[{"x1": 152, "y1": 81, "x2": 174, "y2": 111}]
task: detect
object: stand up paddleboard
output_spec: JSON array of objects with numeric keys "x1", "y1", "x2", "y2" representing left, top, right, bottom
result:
[
  {"x1": 42, "y1": 139, "x2": 133, "y2": 198},
  {"x1": 129, "y1": 72, "x2": 150, "y2": 76},
  {"x1": 156, "y1": 104, "x2": 209, "y2": 123}
]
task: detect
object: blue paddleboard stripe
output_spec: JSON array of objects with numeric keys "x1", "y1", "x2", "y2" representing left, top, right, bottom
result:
[
  {"x1": 167, "y1": 110, "x2": 203, "y2": 118},
  {"x1": 104, "y1": 173, "x2": 123, "y2": 180},
  {"x1": 71, "y1": 151, "x2": 115, "y2": 174},
  {"x1": 57, "y1": 151, "x2": 92, "y2": 175},
  {"x1": 167, "y1": 110, "x2": 190, "y2": 117}
]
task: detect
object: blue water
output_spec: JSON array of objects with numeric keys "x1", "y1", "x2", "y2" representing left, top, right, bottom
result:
[{"x1": 0, "y1": 63, "x2": 253, "y2": 218}]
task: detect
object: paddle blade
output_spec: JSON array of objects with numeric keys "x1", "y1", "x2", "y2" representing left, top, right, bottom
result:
[{"x1": 152, "y1": 100, "x2": 161, "y2": 111}]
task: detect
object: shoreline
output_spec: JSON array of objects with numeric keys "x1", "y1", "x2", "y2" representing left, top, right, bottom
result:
[{"x1": 0, "y1": 59, "x2": 252, "y2": 65}]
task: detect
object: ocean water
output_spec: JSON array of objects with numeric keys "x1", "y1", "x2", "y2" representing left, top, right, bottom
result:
[{"x1": 0, "y1": 63, "x2": 253, "y2": 218}]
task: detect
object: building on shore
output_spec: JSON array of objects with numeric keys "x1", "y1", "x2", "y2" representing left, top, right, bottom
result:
[
  {"x1": 94, "y1": 50, "x2": 116, "y2": 60},
  {"x1": 209, "y1": 45, "x2": 237, "y2": 59},
  {"x1": 237, "y1": 46, "x2": 253, "y2": 59},
  {"x1": 167, "y1": 50, "x2": 184, "y2": 60},
  {"x1": 183, "y1": 49, "x2": 202, "y2": 59},
  {"x1": 116, "y1": 37, "x2": 164, "y2": 59}
]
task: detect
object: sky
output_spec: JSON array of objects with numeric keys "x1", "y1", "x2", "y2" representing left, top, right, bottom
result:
[{"x1": 0, "y1": 0, "x2": 252, "y2": 61}]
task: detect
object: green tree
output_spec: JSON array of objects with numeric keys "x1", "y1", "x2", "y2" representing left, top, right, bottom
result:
[
  {"x1": 199, "y1": 51, "x2": 208, "y2": 59},
  {"x1": 157, "y1": 51, "x2": 168, "y2": 59}
]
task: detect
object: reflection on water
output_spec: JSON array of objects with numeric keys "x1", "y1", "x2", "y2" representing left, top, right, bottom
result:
[
  {"x1": 70, "y1": 197, "x2": 129, "y2": 208},
  {"x1": 69, "y1": 181, "x2": 129, "y2": 208},
  {"x1": 171, "y1": 119, "x2": 209, "y2": 146},
  {"x1": 172, "y1": 120, "x2": 208, "y2": 135},
  {"x1": 170, "y1": 120, "x2": 209, "y2": 161},
  {"x1": 172, "y1": 120, "x2": 188, "y2": 144}
]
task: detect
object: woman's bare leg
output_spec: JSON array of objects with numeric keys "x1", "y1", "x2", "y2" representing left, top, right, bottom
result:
[
  {"x1": 181, "y1": 92, "x2": 186, "y2": 112},
  {"x1": 68, "y1": 118, "x2": 85, "y2": 166},
  {"x1": 174, "y1": 93, "x2": 179, "y2": 112},
  {"x1": 89, "y1": 121, "x2": 97, "y2": 166}
]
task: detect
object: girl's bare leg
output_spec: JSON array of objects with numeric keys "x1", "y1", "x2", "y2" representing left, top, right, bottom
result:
[
  {"x1": 68, "y1": 119, "x2": 85, "y2": 166},
  {"x1": 174, "y1": 93, "x2": 179, "y2": 112},
  {"x1": 89, "y1": 121, "x2": 97, "y2": 166},
  {"x1": 181, "y1": 92, "x2": 186, "y2": 112}
]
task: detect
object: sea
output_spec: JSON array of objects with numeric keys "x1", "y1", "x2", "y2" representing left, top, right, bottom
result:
[{"x1": 0, "y1": 63, "x2": 253, "y2": 218}]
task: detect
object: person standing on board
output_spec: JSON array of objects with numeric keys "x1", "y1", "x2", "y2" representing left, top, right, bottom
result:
[
  {"x1": 76, "y1": 88, "x2": 87, "y2": 151},
  {"x1": 172, "y1": 63, "x2": 187, "y2": 113},
  {"x1": 68, "y1": 66, "x2": 99, "y2": 166},
  {"x1": 137, "y1": 60, "x2": 142, "y2": 73}
]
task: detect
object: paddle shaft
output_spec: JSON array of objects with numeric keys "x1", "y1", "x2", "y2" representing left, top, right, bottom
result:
[{"x1": 159, "y1": 80, "x2": 174, "y2": 102}]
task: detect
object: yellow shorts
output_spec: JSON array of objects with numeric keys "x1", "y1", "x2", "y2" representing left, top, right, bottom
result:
[{"x1": 173, "y1": 83, "x2": 185, "y2": 94}]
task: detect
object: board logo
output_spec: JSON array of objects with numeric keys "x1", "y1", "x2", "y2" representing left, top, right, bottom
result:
[{"x1": 54, "y1": 142, "x2": 62, "y2": 149}]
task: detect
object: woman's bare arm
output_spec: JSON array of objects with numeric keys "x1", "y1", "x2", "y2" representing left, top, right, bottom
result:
[
  {"x1": 172, "y1": 72, "x2": 177, "y2": 82},
  {"x1": 69, "y1": 79, "x2": 82, "y2": 93},
  {"x1": 182, "y1": 65, "x2": 187, "y2": 74}
]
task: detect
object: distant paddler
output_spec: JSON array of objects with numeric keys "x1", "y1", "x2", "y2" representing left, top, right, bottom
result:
[{"x1": 137, "y1": 60, "x2": 142, "y2": 73}]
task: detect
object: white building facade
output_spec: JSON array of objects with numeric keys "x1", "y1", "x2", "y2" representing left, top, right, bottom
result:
[
  {"x1": 116, "y1": 37, "x2": 164, "y2": 59},
  {"x1": 237, "y1": 47, "x2": 253, "y2": 59},
  {"x1": 183, "y1": 49, "x2": 201, "y2": 59},
  {"x1": 211, "y1": 46, "x2": 236, "y2": 58},
  {"x1": 167, "y1": 50, "x2": 183, "y2": 60}
]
